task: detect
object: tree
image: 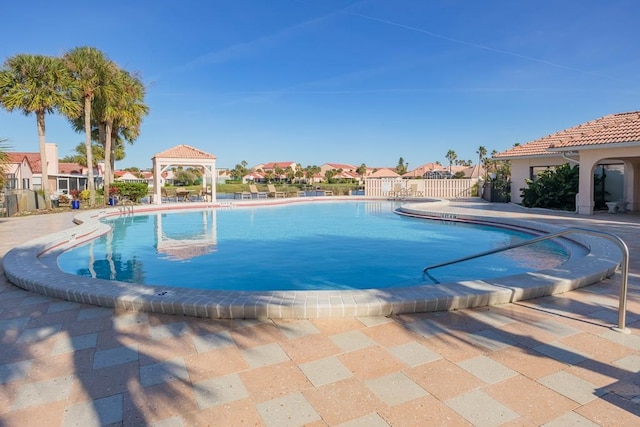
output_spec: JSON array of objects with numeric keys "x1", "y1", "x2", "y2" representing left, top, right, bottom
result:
[
  {"x1": 294, "y1": 163, "x2": 304, "y2": 183},
  {"x1": 0, "y1": 54, "x2": 81, "y2": 208},
  {"x1": 0, "y1": 138, "x2": 9, "y2": 189},
  {"x1": 64, "y1": 46, "x2": 111, "y2": 205},
  {"x1": 356, "y1": 163, "x2": 367, "y2": 177},
  {"x1": 324, "y1": 169, "x2": 338, "y2": 183},
  {"x1": 445, "y1": 150, "x2": 457, "y2": 174},
  {"x1": 230, "y1": 160, "x2": 248, "y2": 180},
  {"x1": 94, "y1": 67, "x2": 148, "y2": 203},
  {"x1": 476, "y1": 145, "x2": 487, "y2": 173},
  {"x1": 395, "y1": 157, "x2": 408, "y2": 175},
  {"x1": 304, "y1": 165, "x2": 320, "y2": 184},
  {"x1": 285, "y1": 166, "x2": 295, "y2": 183}
]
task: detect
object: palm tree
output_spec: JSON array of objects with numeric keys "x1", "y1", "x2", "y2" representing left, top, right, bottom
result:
[
  {"x1": 0, "y1": 138, "x2": 9, "y2": 189},
  {"x1": 64, "y1": 46, "x2": 112, "y2": 205},
  {"x1": 476, "y1": 146, "x2": 487, "y2": 179},
  {"x1": 0, "y1": 54, "x2": 81, "y2": 208},
  {"x1": 94, "y1": 67, "x2": 148, "y2": 201},
  {"x1": 445, "y1": 150, "x2": 457, "y2": 175}
]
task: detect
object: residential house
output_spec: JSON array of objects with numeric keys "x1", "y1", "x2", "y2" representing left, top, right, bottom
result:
[
  {"x1": 369, "y1": 168, "x2": 401, "y2": 178},
  {"x1": 4, "y1": 144, "x2": 96, "y2": 196},
  {"x1": 4, "y1": 153, "x2": 36, "y2": 190},
  {"x1": 494, "y1": 111, "x2": 640, "y2": 214}
]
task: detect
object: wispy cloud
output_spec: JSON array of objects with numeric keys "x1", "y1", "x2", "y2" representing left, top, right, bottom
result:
[
  {"x1": 166, "y1": 13, "x2": 331, "y2": 77},
  {"x1": 347, "y1": 11, "x2": 601, "y2": 77}
]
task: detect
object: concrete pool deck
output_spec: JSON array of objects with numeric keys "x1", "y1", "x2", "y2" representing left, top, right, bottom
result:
[{"x1": 0, "y1": 200, "x2": 639, "y2": 425}]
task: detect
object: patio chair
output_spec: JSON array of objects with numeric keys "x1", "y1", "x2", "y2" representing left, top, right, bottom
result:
[
  {"x1": 249, "y1": 184, "x2": 267, "y2": 199},
  {"x1": 409, "y1": 183, "x2": 424, "y2": 197},
  {"x1": 267, "y1": 184, "x2": 285, "y2": 198},
  {"x1": 234, "y1": 189, "x2": 252, "y2": 199},
  {"x1": 161, "y1": 188, "x2": 177, "y2": 203}
]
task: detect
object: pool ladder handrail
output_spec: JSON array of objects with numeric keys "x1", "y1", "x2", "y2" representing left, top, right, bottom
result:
[
  {"x1": 422, "y1": 227, "x2": 630, "y2": 333},
  {"x1": 117, "y1": 197, "x2": 134, "y2": 215}
]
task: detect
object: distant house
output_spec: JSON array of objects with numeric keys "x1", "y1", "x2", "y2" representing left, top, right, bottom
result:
[
  {"x1": 404, "y1": 162, "x2": 447, "y2": 178},
  {"x1": 4, "y1": 153, "x2": 36, "y2": 190},
  {"x1": 494, "y1": 111, "x2": 640, "y2": 214},
  {"x1": 114, "y1": 170, "x2": 147, "y2": 183},
  {"x1": 369, "y1": 168, "x2": 401, "y2": 178},
  {"x1": 4, "y1": 144, "x2": 98, "y2": 196},
  {"x1": 254, "y1": 162, "x2": 297, "y2": 173},
  {"x1": 319, "y1": 163, "x2": 357, "y2": 174}
]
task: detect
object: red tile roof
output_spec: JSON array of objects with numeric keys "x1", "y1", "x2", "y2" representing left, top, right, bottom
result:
[
  {"x1": 495, "y1": 111, "x2": 640, "y2": 159},
  {"x1": 259, "y1": 162, "x2": 296, "y2": 169},
  {"x1": 153, "y1": 144, "x2": 216, "y2": 160},
  {"x1": 7, "y1": 152, "x2": 41, "y2": 173},
  {"x1": 325, "y1": 163, "x2": 357, "y2": 171},
  {"x1": 370, "y1": 168, "x2": 400, "y2": 178},
  {"x1": 58, "y1": 162, "x2": 84, "y2": 175}
]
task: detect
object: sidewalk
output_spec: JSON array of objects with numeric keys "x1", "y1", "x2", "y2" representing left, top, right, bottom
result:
[{"x1": 0, "y1": 203, "x2": 638, "y2": 426}]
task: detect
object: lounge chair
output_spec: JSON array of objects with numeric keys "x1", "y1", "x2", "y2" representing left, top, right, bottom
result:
[
  {"x1": 409, "y1": 183, "x2": 424, "y2": 197},
  {"x1": 249, "y1": 184, "x2": 267, "y2": 199},
  {"x1": 234, "y1": 190, "x2": 251, "y2": 199},
  {"x1": 267, "y1": 184, "x2": 285, "y2": 198},
  {"x1": 161, "y1": 188, "x2": 177, "y2": 203}
]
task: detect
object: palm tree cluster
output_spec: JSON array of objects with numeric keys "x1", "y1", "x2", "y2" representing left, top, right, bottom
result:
[{"x1": 0, "y1": 47, "x2": 148, "y2": 207}]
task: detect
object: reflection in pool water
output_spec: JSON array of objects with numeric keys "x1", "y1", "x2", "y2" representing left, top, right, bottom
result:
[{"x1": 58, "y1": 201, "x2": 571, "y2": 291}]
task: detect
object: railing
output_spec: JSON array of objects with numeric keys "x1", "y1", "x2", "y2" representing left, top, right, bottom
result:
[
  {"x1": 117, "y1": 197, "x2": 134, "y2": 215},
  {"x1": 422, "y1": 227, "x2": 630, "y2": 332},
  {"x1": 365, "y1": 178, "x2": 478, "y2": 198}
]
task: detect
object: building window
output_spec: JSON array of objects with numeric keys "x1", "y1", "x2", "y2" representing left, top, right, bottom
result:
[
  {"x1": 4, "y1": 174, "x2": 17, "y2": 190},
  {"x1": 529, "y1": 166, "x2": 555, "y2": 180}
]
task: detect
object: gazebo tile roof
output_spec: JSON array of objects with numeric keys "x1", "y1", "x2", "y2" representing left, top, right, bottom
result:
[{"x1": 153, "y1": 144, "x2": 216, "y2": 160}]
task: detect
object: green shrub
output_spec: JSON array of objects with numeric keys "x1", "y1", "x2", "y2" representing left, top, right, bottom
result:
[
  {"x1": 111, "y1": 182, "x2": 148, "y2": 202},
  {"x1": 520, "y1": 164, "x2": 578, "y2": 211}
]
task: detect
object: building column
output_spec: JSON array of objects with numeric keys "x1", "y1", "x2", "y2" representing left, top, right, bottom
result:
[
  {"x1": 153, "y1": 158, "x2": 162, "y2": 205},
  {"x1": 577, "y1": 154, "x2": 599, "y2": 215}
]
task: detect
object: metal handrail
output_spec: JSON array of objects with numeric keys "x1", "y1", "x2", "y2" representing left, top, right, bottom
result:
[{"x1": 422, "y1": 227, "x2": 630, "y2": 332}]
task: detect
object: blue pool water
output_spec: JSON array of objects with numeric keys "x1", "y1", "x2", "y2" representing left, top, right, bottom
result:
[{"x1": 57, "y1": 201, "x2": 570, "y2": 291}]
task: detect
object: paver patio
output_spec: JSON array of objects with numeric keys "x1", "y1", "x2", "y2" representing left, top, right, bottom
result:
[{"x1": 0, "y1": 200, "x2": 638, "y2": 426}]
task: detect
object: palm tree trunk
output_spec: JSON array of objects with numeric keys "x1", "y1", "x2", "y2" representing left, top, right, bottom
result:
[
  {"x1": 84, "y1": 97, "x2": 95, "y2": 205},
  {"x1": 36, "y1": 111, "x2": 52, "y2": 209},
  {"x1": 103, "y1": 120, "x2": 113, "y2": 204}
]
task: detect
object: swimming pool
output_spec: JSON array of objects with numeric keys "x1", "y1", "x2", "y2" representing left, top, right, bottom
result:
[
  {"x1": 3, "y1": 198, "x2": 619, "y2": 318},
  {"x1": 56, "y1": 201, "x2": 570, "y2": 291}
]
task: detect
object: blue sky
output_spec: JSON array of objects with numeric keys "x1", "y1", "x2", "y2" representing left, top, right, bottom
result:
[{"x1": 1, "y1": 0, "x2": 639, "y2": 170}]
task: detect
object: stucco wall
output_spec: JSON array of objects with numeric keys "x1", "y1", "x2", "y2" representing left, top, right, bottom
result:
[{"x1": 509, "y1": 156, "x2": 567, "y2": 204}]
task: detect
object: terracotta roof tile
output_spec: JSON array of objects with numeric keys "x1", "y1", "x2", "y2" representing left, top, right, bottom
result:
[
  {"x1": 7, "y1": 152, "x2": 42, "y2": 173},
  {"x1": 153, "y1": 144, "x2": 216, "y2": 160},
  {"x1": 495, "y1": 111, "x2": 640, "y2": 159},
  {"x1": 325, "y1": 163, "x2": 357, "y2": 170},
  {"x1": 370, "y1": 168, "x2": 400, "y2": 178},
  {"x1": 58, "y1": 162, "x2": 84, "y2": 174}
]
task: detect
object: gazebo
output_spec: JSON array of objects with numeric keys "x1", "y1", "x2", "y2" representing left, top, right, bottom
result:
[{"x1": 151, "y1": 145, "x2": 217, "y2": 204}]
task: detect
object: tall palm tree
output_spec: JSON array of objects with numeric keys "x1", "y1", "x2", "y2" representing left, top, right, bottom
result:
[
  {"x1": 0, "y1": 54, "x2": 81, "y2": 208},
  {"x1": 445, "y1": 150, "x2": 457, "y2": 175},
  {"x1": 63, "y1": 46, "x2": 113, "y2": 205},
  {"x1": 94, "y1": 67, "x2": 148, "y2": 201},
  {"x1": 0, "y1": 138, "x2": 9, "y2": 189},
  {"x1": 476, "y1": 145, "x2": 487, "y2": 179}
]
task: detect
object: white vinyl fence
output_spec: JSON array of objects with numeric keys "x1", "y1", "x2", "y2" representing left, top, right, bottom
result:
[{"x1": 365, "y1": 178, "x2": 479, "y2": 199}]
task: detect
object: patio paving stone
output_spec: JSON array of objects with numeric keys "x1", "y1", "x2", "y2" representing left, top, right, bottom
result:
[{"x1": 1, "y1": 203, "x2": 639, "y2": 425}]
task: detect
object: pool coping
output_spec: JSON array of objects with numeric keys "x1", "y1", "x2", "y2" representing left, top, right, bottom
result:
[{"x1": 2, "y1": 198, "x2": 622, "y2": 319}]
